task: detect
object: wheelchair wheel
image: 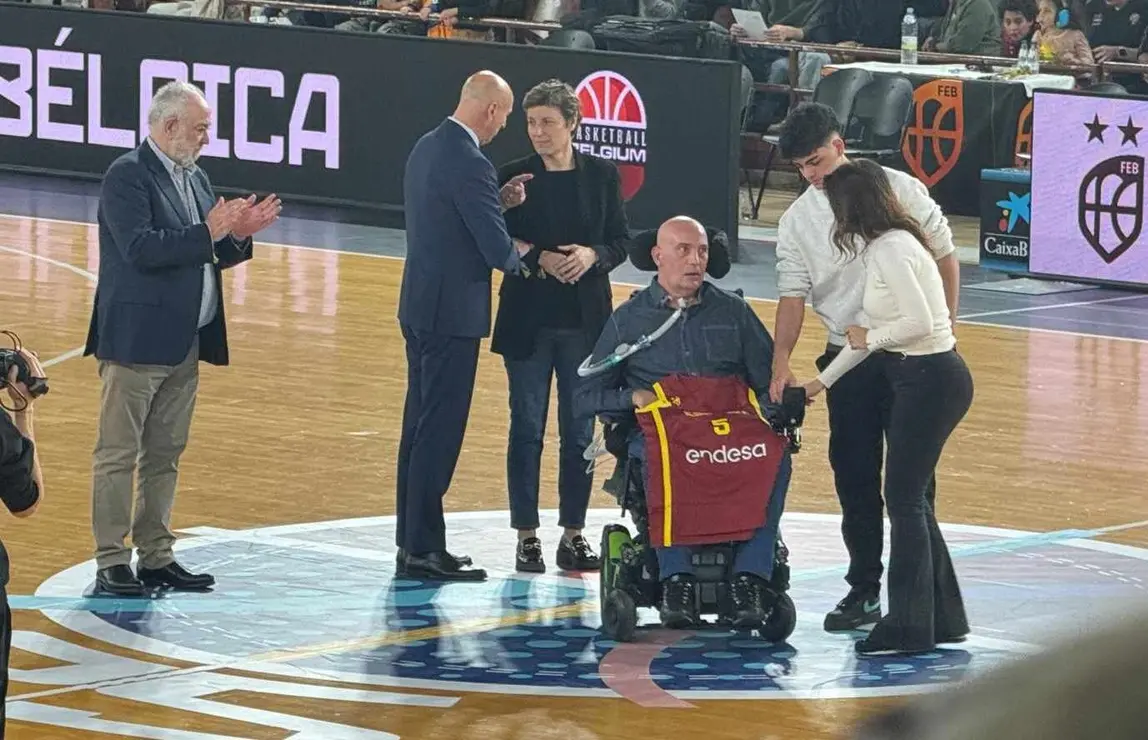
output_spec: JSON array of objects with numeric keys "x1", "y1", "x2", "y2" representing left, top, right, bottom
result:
[
  {"x1": 759, "y1": 592, "x2": 797, "y2": 642},
  {"x1": 602, "y1": 589, "x2": 638, "y2": 642}
]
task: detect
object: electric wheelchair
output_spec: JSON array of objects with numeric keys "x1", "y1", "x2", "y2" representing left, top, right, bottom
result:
[{"x1": 594, "y1": 385, "x2": 807, "y2": 643}]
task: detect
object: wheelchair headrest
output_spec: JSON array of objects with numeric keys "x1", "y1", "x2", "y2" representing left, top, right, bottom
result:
[{"x1": 627, "y1": 227, "x2": 731, "y2": 279}]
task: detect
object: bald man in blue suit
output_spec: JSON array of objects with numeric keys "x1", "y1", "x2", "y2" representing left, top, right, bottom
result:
[{"x1": 396, "y1": 71, "x2": 538, "y2": 581}]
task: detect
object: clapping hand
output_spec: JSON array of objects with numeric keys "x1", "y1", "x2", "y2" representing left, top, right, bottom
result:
[
  {"x1": 230, "y1": 193, "x2": 282, "y2": 240},
  {"x1": 500, "y1": 174, "x2": 532, "y2": 210},
  {"x1": 205, "y1": 198, "x2": 250, "y2": 242}
]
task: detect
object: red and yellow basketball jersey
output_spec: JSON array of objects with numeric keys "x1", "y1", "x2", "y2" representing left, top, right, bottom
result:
[{"x1": 635, "y1": 375, "x2": 785, "y2": 549}]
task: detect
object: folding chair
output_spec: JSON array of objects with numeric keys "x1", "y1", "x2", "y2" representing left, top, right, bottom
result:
[
  {"x1": 747, "y1": 67, "x2": 873, "y2": 220},
  {"x1": 843, "y1": 74, "x2": 914, "y2": 160}
]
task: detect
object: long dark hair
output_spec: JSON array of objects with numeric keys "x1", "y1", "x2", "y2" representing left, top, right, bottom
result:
[{"x1": 823, "y1": 159, "x2": 932, "y2": 259}]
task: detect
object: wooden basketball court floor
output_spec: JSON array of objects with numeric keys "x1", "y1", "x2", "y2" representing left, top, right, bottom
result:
[{"x1": 3, "y1": 173, "x2": 1148, "y2": 739}]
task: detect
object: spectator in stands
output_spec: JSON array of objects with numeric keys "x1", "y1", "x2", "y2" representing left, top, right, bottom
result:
[
  {"x1": 490, "y1": 79, "x2": 630, "y2": 574},
  {"x1": 1083, "y1": 0, "x2": 1147, "y2": 90},
  {"x1": 1033, "y1": 0, "x2": 1094, "y2": 71},
  {"x1": 923, "y1": 0, "x2": 1003, "y2": 54},
  {"x1": 1000, "y1": 0, "x2": 1038, "y2": 56},
  {"x1": 730, "y1": 0, "x2": 824, "y2": 130},
  {"x1": 803, "y1": 0, "x2": 906, "y2": 50},
  {"x1": 736, "y1": 0, "x2": 907, "y2": 104},
  {"x1": 913, "y1": 0, "x2": 950, "y2": 42},
  {"x1": 334, "y1": 0, "x2": 421, "y2": 33}
]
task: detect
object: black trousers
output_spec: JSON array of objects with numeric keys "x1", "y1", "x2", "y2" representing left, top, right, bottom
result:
[
  {"x1": 817, "y1": 346, "x2": 905, "y2": 593},
  {"x1": 396, "y1": 325, "x2": 480, "y2": 556},
  {"x1": 875, "y1": 349, "x2": 973, "y2": 647}
]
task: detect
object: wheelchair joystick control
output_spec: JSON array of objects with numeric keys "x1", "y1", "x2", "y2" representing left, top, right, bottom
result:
[{"x1": 773, "y1": 386, "x2": 807, "y2": 453}]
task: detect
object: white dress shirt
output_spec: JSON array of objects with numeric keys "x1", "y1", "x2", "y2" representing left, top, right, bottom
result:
[
  {"x1": 816, "y1": 229, "x2": 956, "y2": 388},
  {"x1": 448, "y1": 116, "x2": 481, "y2": 148},
  {"x1": 146, "y1": 138, "x2": 217, "y2": 329},
  {"x1": 775, "y1": 166, "x2": 955, "y2": 347}
]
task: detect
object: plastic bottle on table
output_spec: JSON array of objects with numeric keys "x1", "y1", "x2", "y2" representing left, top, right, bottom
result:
[{"x1": 901, "y1": 7, "x2": 918, "y2": 64}]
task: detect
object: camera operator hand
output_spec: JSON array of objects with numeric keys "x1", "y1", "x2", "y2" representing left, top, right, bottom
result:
[
  {"x1": 6, "y1": 348, "x2": 45, "y2": 412},
  {"x1": 1, "y1": 346, "x2": 44, "y2": 519}
]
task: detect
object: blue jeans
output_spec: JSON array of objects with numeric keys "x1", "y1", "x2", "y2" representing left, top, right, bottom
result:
[
  {"x1": 627, "y1": 431, "x2": 791, "y2": 580},
  {"x1": 505, "y1": 329, "x2": 595, "y2": 530}
]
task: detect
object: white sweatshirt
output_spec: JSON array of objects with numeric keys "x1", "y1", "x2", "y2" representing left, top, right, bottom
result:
[
  {"x1": 816, "y1": 229, "x2": 957, "y2": 388},
  {"x1": 775, "y1": 166, "x2": 956, "y2": 348}
]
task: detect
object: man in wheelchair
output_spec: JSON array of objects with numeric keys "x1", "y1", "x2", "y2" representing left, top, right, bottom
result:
[{"x1": 574, "y1": 216, "x2": 802, "y2": 638}]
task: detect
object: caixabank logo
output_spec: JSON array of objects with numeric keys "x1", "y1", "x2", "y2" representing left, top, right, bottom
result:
[{"x1": 574, "y1": 71, "x2": 647, "y2": 201}]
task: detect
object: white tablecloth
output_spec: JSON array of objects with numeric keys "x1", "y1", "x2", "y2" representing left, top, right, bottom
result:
[{"x1": 825, "y1": 61, "x2": 1076, "y2": 97}]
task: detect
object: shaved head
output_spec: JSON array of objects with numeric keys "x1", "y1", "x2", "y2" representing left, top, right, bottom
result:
[
  {"x1": 652, "y1": 216, "x2": 709, "y2": 299},
  {"x1": 453, "y1": 70, "x2": 514, "y2": 146}
]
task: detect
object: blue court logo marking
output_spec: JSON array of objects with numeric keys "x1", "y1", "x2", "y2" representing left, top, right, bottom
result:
[{"x1": 29, "y1": 511, "x2": 1148, "y2": 701}]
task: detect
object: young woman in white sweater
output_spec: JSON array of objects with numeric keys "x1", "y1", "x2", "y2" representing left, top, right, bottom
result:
[{"x1": 800, "y1": 159, "x2": 975, "y2": 657}]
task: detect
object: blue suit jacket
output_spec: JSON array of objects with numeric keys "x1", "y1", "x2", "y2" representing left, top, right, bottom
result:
[
  {"x1": 84, "y1": 142, "x2": 253, "y2": 367},
  {"x1": 398, "y1": 119, "x2": 536, "y2": 339}
]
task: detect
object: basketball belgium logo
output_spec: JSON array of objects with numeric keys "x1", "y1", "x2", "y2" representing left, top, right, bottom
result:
[
  {"x1": 1078, "y1": 113, "x2": 1145, "y2": 264},
  {"x1": 575, "y1": 70, "x2": 648, "y2": 201}
]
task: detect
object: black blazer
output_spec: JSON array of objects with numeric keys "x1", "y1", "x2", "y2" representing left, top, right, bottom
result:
[
  {"x1": 84, "y1": 142, "x2": 253, "y2": 367},
  {"x1": 491, "y1": 151, "x2": 630, "y2": 360}
]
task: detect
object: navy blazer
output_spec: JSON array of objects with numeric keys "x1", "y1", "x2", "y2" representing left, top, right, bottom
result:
[
  {"x1": 398, "y1": 119, "x2": 537, "y2": 339},
  {"x1": 84, "y1": 142, "x2": 253, "y2": 367}
]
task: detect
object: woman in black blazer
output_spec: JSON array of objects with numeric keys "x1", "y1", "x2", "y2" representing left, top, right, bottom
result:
[{"x1": 492, "y1": 78, "x2": 630, "y2": 574}]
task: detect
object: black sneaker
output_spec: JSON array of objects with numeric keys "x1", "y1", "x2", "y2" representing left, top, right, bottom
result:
[
  {"x1": 556, "y1": 535, "x2": 601, "y2": 571},
  {"x1": 659, "y1": 574, "x2": 698, "y2": 628},
  {"x1": 824, "y1": 587, "x2": 881, "y2": 632},
  {"x1": 729, "y1": 573, "x2": 771, "y2": 629},
  {"x1": 516, "y1": 537, "x2": 545, "y2": 573}
]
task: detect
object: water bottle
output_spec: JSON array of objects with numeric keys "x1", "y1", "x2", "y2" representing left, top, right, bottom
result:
[
  {"x1": 1018, "y1": 41, "x2": 1031, "y2": 73},
  {"x1": 901, "y1": 7, "x2": 918, "y2": 65}
]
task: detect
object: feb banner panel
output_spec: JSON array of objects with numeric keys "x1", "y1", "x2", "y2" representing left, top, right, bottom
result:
[
  {"x1": 1030, "y1": 89, "x2": 1148, "y2": 288},
  {"x1": 0, "y1": 3, "x2": 742, "y2": 243}
]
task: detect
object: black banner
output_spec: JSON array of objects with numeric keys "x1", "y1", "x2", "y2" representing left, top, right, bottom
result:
[
  {"x1": 0, "y1": 4, "x2": 742, "y2": 248},
  {"x1": 858, "y1": 72, "x2": 1031, "y2": 217},
  {"x1": 978, "y1": 166, "x2": 1031, "y2": 273}
]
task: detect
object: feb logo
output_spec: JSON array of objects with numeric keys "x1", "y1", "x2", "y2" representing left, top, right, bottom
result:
[
  {"x1": 575, "y1": 71, "x2": 648, "y2": 201},
  {"x1": 1078, "y1": 155, "x2": 1145, "y2": 264},
  {"x1": 901, "y1": 78, "x2": 964, "y2": 188}
]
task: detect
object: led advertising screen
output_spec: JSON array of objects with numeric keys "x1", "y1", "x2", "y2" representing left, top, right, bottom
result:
[{"x1": 1031, "y1": 89, "x2": 1148, "y2": 287}]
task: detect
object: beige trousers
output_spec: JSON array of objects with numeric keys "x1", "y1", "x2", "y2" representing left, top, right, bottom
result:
[{"x1": 91, "y1": 339, "x2": 199, "y2": 571}]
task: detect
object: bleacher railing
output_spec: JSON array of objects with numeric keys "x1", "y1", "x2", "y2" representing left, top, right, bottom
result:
[{"x1": 222, "y1": 0, "x2": 1148, "y2": 86}]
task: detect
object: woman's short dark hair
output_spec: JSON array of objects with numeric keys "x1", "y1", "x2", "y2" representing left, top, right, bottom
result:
[
  {"x1": 822, "y1": 159, "x2": 932, "y2": 259},
  {"x1": 522, "y1": 79, "x2": 582, "y2": 127}
]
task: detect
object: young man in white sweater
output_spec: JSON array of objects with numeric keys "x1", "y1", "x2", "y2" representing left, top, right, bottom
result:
[{"x1": 770, "y1": 102, "x2": 961, "y2": 633}]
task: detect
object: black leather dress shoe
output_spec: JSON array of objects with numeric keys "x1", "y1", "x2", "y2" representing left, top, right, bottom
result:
[
  {"x1": 404, "y1": 551, "x2": 487, "y2": 581},
  {"x1": 397, "y1": 548, "x2": 471, "y2": 576},
  {"x1": 138, "y1": 561, "x2": 215, "y2": 591},
  {"x1": 95, "y1": 565, "x2": 145, "y2": 596}
]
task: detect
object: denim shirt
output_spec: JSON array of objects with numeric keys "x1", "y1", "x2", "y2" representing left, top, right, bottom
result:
[{"x1": 574, "y1": 278, "x2": 776, "y2": 419}]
